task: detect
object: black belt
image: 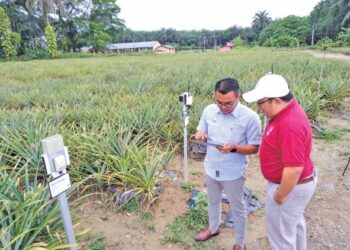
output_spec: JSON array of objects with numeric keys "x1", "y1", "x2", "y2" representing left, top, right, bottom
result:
[{"x1": 296, "y1": 175, "x2": 314, "y2": 185}]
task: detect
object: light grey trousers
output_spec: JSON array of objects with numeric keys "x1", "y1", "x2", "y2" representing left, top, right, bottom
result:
[
  {"x1": 205, "y1": 174, "x2": 247, "y2": 246},
  {"x1": 265, "y1": 175, "x2": 317, "y2": 250}
]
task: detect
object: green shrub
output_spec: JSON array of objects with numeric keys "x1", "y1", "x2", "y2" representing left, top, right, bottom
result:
[
  {"x1": 232, "y1": 36, "x2": 245, "y2": 47},
  {"x1": 57, "y1": 52, "x2": 96, "y2": 59},
  {"x1": 316, "y1": 37, "x2": 336, "y2": 51},
  {"x1": 11, "y1": 32, "x2": 21, "y2": 49},
  {"x1": 264, "y1": 35, "x2": 299, "y2": 48},
  {"x1": 336, "y1": 27, "x2": 350, "y2": 47},
  {"x1": 19, "y1": 48, "x2": 49, "y2": 60},
  {"x1": 45, "y1": 25, "x2": 58, "y2": 58}
]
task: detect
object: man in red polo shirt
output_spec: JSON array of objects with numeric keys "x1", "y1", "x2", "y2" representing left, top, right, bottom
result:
[{"x1": 242, "y1": 73, "x2": 317, "y2": 250}]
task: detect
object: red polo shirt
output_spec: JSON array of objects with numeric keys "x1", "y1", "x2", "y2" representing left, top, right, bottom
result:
[{"x1": 259, "y1": 99, "x2": 314, "y2": 183}]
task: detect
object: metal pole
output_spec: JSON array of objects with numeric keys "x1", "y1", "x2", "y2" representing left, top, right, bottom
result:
[
  {"x1": 342, "y1": 157, "x2": 350, "y2": 176},
  {"x1": 57, "y1": 192, "x2": 77, "y2": 250},
  {"x1": 183, "y1": 105, "x2": 189, "y2": 183},
  {"x1": 311, "y1": 23, "x2": 315, "y2": 46}
]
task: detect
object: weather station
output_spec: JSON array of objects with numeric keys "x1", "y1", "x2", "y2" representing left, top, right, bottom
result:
[
  {"x1": 179, "y1": 91, "x2": 193, "y2": 183},
  {"x1": 41, "y1": 134, "x2": 77, "y2": 250}
]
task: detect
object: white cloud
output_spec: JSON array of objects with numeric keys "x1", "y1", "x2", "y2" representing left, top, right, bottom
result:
[{"x1": 117, "y1": 0, "x2": 321, "y2": 31}]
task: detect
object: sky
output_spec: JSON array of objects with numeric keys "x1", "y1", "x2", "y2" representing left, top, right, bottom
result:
[{"x1": 117, "y1": 0, "x2": 321, "y2": 31}]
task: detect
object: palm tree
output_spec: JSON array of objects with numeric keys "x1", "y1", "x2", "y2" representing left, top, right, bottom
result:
[
  {"x1": 341, "y1": 0, "x2": 350, "y2": 26},
  {"x1": 251, "y1": 10, "x2": 272, "y2": 34},
  {"x1": 24, "y1": 0, "x2": 65, "y2": 25}
]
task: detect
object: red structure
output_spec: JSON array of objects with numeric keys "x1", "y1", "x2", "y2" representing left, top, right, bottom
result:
[{"x1": 218, "y1": 42, "x2": 233, "y2": 52}]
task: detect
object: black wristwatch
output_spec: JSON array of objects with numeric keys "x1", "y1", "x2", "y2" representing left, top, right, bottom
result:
[{"x1": 230, "y1": 148, "x2": 237, "y2": 153}]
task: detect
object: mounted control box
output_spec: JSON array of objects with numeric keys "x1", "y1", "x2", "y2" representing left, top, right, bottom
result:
[{"x1": 41, "y1": 135, "x2": 70, "y2": 178}]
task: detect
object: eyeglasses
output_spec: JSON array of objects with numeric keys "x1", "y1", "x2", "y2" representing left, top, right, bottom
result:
[
  {"x1": 215, "y1": 100, "x2": 235, "y2": 107},
  {"x1": 257, "y1": 98, "x2": 275, "y2": 106}
]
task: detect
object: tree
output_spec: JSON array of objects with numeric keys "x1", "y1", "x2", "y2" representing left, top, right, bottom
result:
[
  {"x1": 310, "y1": 0, "x2": 350, "y2": 42},
  {"x1": 252, "y1": 10, "x2": 272, "y2": 36},
  {"x1": 76, "y1": 0, "x2": 124, "y2": 50},
  {"x1": 24, "y1": 0, "x2": 65, "y2": 26},
  {"x1": 0, "y1": 7, "x2": 16, "y2": 59},
  {"x1": 45, "y1": 24, "x2": 57, "y2": 57},
  {"x1": 341, "y1": 0, "x2": 350, "y2": 26},
  {"x1": 336, "y1": 27, "x2": 350, "y2": 45},
  {"x1": 259, "y1": 15, "x2": 310, "y2": 46},
  {"x1": 89, "y1": 0, "x2": 124, "y2": 41}
]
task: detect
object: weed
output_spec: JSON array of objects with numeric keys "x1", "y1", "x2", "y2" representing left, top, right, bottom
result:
[
  {"x1": 147, "y1": 222, "x2": 156, "y2": 231},
  {"x1": 161, "y1": 192, "x2": 209, "y2": 249},
  {"x1": 340, "y1": 151, "x2": 350, "y2": 157},
  {"x1": 120, "y1": 197, "x2": 139, "y2": 212},
  {"x1": 140, "y1": 210, "x2": 153, "y2": 221},
  {"x1": 190, "y1": 168, "x2": 200, "y2": 176},
  {"x1": 88, "y1": 236, "x2": 106, "y2": 250},
  {"x1": 181, "y1": 182, "x2": 194, "y2": 192},
  {"x1": 316, "y1": 129, "x2": 342, "y2": 141},
  {"x1": 340, "y1": 128, "x2": 350, "y2": 133}
]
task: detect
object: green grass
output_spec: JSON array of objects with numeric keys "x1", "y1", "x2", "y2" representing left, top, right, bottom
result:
[
  {"x1": 88, "y1": 235, "x2": 106, "y2": 250},
  {"x1": 315, "y1": 128, "x2": 347, "y2": 142},
  {"x1": 181, "y1": 182, "x2": 195, "y2": 192},
  {"x1": 161, "y1": 192, "x2": 211, "y2": 249}
]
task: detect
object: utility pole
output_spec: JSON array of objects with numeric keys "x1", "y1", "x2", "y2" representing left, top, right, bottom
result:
[
  {"x1": 311, "y1": 23, "x2": 315, "y2": 46},
  {"x1": 203, "y1": 36, "x2": 206, "y2": 51},
  {"x1": 214, "y1": 30, "x2": 217, "y2": 51}
]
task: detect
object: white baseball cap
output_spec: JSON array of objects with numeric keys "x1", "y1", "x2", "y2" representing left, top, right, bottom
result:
[{"x1": 242, "y1": 73, "x2": 290, "y2": 103}]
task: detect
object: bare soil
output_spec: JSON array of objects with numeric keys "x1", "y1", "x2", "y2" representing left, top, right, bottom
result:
[{"x1": 75, "y1": 116, "x2": 350, "y2": 250}]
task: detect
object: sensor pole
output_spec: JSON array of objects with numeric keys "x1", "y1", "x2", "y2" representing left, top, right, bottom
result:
[{"x1": 183, "y1": 104, "x2": 189, "y2": 183}]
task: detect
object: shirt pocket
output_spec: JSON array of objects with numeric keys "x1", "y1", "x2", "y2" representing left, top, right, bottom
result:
[
  {"x1": 207, "y1": 121, "x2": 225, "y2": 144},
  {"x1": 229, "y1": 123, "x2": 246, "y2": 144}
]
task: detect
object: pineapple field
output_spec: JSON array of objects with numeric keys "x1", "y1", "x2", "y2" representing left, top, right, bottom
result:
[{"x1": 0, "y1": 48, "x2": 349, "y2": 250}]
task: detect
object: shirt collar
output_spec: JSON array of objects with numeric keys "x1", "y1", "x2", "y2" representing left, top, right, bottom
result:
[
  {"x1": 271, "y1": 98, "x2": 297, "y2": 120},
  {"x1": 215, "y1": 101, "x2": 241, "y2": 118}
]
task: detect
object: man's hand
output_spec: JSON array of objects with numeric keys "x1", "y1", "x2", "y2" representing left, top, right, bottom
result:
[
  {"x1": 273, "y1": 188, "x2": 286, "y2": 204},
  {"x1": 195, "y1": 131, "x2": 207, "y2": 141},
  {"x1": 216, "y1": 144, "x2": 236, "y2": 154},
  {"x1": 273, "y1": 166, "x2": 303, "y2": 205}
]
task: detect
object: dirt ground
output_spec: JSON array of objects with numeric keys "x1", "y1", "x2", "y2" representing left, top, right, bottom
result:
[
  {"x1": 75, "y1": 114, "x2": 350, "y2": 250},
  {"x1": 307, "y1": 50, "x2": 350, "y2": 62}
]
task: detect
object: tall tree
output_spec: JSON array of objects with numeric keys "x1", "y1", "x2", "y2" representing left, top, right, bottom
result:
[
  {"x1": 252, "y1": 10, "x2": 272, "y2": 35},
  {"x1": 24, "y1": 0, "x2": 65, "y2": 25},
  {"x1": 0, "y1": 7, "x2": 16, "y2": 59},
  {"x1": 310, "y1": 0, "x2": 350, "y2": 41},
  {"x1": 45, "y1": 24, "x2": 57, "y2": 57},
  {"x1": 341, "y1": 0, "x2": 350, "y2": 26},
  {"x1": 77, "y1": 0, "x2": 124, "y2": 50}
]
